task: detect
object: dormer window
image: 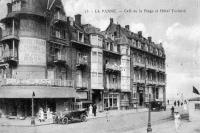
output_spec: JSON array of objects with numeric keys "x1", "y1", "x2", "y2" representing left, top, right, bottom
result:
[
  {"x1": 12, "y1": 0, "x2": 21, "y2": 12},
  {"x1": 114, "y1": 31, "x2": 117, "y2": 37},
  {"x1": 138, "y1": 41, "x2": 141, "y2": 49},
  {"x1": 78, "y1": 31, "x2": 84, "y2": 42},
  {"x1": 55, "y1": 30, "x2": 61, "y2": 38}
]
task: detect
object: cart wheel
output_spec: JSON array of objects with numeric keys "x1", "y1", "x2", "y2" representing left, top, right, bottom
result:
[
  {"x1": 62, "y1": 117, "x2": 69, "y2": 124},
  {"x1": 81, "y1": 115, "x2": 87, "y2": 122}
]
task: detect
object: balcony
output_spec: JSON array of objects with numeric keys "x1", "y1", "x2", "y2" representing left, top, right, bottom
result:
[
  {"x1": 106, "y1": 83, "x2": 120, "y2": 90},
  {"x1": 76, "y1": 81, "x2": 88, "y2": 89},
  {"x1": 133, "y1": 79, "x2": 145, "y2": 84},
  {"x1": 133, "y1": 62, "x2": 145, "y2": 68},
  {"x1": 1, "y1": 29, "x2": 19, "y2": 42},
  {"x1": 3, "y1": 49, "x2": 18, "y2": 64},
  {"x1": 157, "y1": 81, "x2": 166, "y2": 86},
  {"x1": 76, "y1": 56, "x2": 88, "y2": 69},
  {"x1": 105, "y1": 63, "x2": 121, "y2": 73},
  {"x1": 146, "y1": 64, "x2": 157, "y2": 70},
  {"x1": 1, "y1": 78, "x2": 74, "y2": 87},
  {"x1": 48, "y1": 54, "x2": 66, "y2": 65},
  {"x1": 53, "y1": 12, "x2": 67, "y2": 24}
]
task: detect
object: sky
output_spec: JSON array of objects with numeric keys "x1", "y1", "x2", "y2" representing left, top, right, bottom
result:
[{"x1": 0, "y1": 0, "x2": 200, "y2": 99}]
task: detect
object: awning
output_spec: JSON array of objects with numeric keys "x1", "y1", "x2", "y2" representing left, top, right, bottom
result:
[{"x1": 0, "y1": 86, "x2": 77, "y2": 98}]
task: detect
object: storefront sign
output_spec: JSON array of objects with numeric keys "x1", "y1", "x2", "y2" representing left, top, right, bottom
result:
[
  {"x1": 19, "y1": 37, "x2": 46, "y2": 66},
  {"x1": 77, "y1": 92, "x2": 88, "y2": 99}
]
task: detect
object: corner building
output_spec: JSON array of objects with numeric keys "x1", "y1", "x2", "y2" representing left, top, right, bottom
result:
[{"x1": 0, "y1": 0, "x2": 76, "y2": 116}]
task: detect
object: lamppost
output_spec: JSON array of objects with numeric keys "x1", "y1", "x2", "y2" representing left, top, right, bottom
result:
[
  {"x1": 31, "y1": 91, "x2": 35, "y2": 126},
  {"x1": 145, "y1": 56, "x2": 152, "y2": 133}
]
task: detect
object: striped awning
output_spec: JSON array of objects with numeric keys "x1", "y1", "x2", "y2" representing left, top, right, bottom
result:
[{"x1": 0, "y1": 86, "x2": 77, "y2": 98}]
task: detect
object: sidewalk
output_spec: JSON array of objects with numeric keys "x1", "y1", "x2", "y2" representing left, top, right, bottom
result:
[{"x1": 0, "y1": 108, "x2": 148, "y2": 127}]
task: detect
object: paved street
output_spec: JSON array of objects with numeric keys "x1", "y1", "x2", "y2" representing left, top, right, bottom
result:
[
  {"x1": 0, "y1": 109, "x2": 173, "y2": 133},
  {"x1": 1, "y1": 108, "x2": 199, "y2": 133}
]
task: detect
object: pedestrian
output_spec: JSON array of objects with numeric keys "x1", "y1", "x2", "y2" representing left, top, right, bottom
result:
[
  {"x1": 89, "y1": 104, "x2": 93, "y2": 116},
  {"x1": 171, "y1": 106, "x2": 174, "y2": 115},
  {"x1": 181, "y1": 102, "x2": 183, "y2": 106},
  {"x1": 174, "y1": 101, "x2": 176, "y2": 107},
  {"x1": 47, "y1": 108, "x2": 52, "y2": 121},
  {"x1": 92, "y1": 104, "x2": 97, "y2": 117},
  {"x1": 174, "y1": 112, "x2": 181, "y2": 132},
  {"x1": 184, "y1": 100, "x2": 187, "y2": 104},
  {"x1": 106, "y1": 107, "x2": 110, "y2": 122},
  {"x1": 167, "y1": 100, "x2": 169, "y2": 105},
  {"x1": 39, "y1": 108, "x2": 44, "y2": 122},
  {"x1": 177, "y1": 100, "x2": 180, "y2": 107}
]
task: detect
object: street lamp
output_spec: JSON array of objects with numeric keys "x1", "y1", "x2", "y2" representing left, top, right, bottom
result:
[
  {"x1": 145, "y1": 56, "x2": 152, "y2": 133},
  {"x1": 31, "y1": 91, "x2": 35, "y2": 126}
]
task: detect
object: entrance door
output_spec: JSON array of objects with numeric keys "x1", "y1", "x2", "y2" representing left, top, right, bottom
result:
[{"x1": 139, "y1": 92, "x2": 143, "y2": 106}]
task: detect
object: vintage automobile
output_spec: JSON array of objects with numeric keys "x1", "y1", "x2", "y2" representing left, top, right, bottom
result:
[
  {"x1": 150, "y1": 100, "x2": 166, "y2": 111},
  {"x1": 53, "y1": 102, "x2": 88, "y2": 124}
]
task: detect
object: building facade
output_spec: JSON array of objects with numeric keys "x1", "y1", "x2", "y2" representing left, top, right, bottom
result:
[
  {"x1": 0, "y1": 0, "x2": 166, "y2": 116},
  {"x1": 105, "y1": 19, "x2": 166, "y2": 107}
]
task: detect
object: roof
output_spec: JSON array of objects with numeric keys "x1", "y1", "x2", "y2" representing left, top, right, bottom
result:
[
  {"x1": 106, "y1": 22, "x2": 165, "y2": 51},
  {"x1": 0, "y1": 86, "x2": 77, "y2": 98}
]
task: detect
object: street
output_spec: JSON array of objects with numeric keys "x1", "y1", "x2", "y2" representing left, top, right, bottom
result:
[{"x1": 0, "y1": 109, "x2": 174, "y2": 133}]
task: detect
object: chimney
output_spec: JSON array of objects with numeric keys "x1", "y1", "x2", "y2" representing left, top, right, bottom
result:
[
  {"x1": 75, "y1": 14, "x2": 81, "y2": 26},
  {"x1": 110, "y1": 18, "x2": 113, "y2": 24},
  {"x1": 125, "y1": 25, "x2": 129, "y2": 30},
  {"x1": 116, "y1": 24, "x2": 121, "y2": 30},
  {"x1": 148, "y1": 36, "x2": 152, "y2": 43},
  {"x1": 7, "y1": 3, "x2": 12, "y2": 14},
  {"x1": 138, "y1": 31, "x2": 142, "y2": 37}
]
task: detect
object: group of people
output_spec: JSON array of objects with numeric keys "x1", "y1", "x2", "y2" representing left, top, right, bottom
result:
[
  {"x1": 38, "y1": 108, "x2": 53, "y2": 122},
  {"x1": 170, "y1": 99, "x2": 189, "y2": 132},
  {"x1": 88, "y1": 104, "x2": 97, "y2": 117}
]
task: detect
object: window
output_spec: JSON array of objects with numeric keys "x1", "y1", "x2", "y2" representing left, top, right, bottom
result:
[
  {"x1": 12, "y1": 0, "x2": 21, "y2": 12},
  {"x1": 78, "y1": 32, "x2": 84, "y2": 42},
  {"x1": 55, "y1": 30, "x2": 61, "y2": 38}
]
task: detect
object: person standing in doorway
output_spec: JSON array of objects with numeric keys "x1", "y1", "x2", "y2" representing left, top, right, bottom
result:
[{"x1": 93, "y1": 104, "x2": 97, "y2": 117}]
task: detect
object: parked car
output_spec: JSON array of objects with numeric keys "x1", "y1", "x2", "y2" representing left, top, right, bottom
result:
[
  {"x1": 53, "y1": 102, "x2": 88, "y2": 124},
  {"x1": 145, "y1": 100, "x2": 166, "y2": 111},
  {"x1": 150, "y1": 100, "x2": 166, "y2": 111}
]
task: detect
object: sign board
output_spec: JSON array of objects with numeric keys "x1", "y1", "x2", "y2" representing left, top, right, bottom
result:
[
  {"x1": 77, "y1": 91, "x2": 88, "y2": 99},
  {"x1": 19, "y1": 37, "x2": 46, "y2": 66}
]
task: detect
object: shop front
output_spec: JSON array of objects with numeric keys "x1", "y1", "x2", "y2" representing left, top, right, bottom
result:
[
  {"x1": 103, "y1": 92, "x2": 120, "y2": 110},
  {"x1": 0, "y1": 85, "x2": 77, "y2": 117}
]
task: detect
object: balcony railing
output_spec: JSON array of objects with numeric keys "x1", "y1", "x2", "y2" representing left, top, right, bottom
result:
[
  {"x1": 48, "y1": 54, "x2": 66, "y2": 64},
  {"x1": 133, "y1": 62, "x2": 145, "y2": 68},
  {"x1": 3, "y1": 49, "x2": 18, "y2": 62},
  {"x1": 76, "y1": 81, "x2": 88, "y2": 89},
  {"x1": 53, "y1": 12, "x2": 67, "y2": 23},
  {"x1": 106, "y1": 83, "x2": 120, "y2": 90},
  {"x1": 76, "y1": 56, "x2": 88, "y2": 68},
  {"x1": 1, "y1": 78, "x2": 74, "y2": 87},
  {"x1": 105, "y1": 63, "x2": 121, "y2": 72},
  {"x1": 2, "y1": 29, "x2": 19, "y2": 41}
]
